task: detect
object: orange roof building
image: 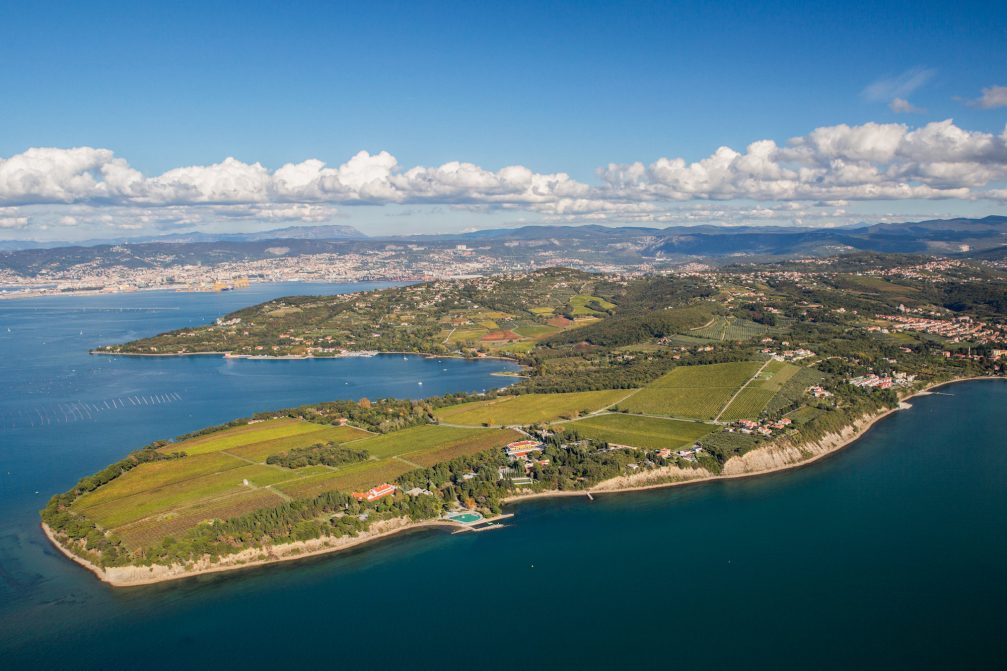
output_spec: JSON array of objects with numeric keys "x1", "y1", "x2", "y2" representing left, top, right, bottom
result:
[
  {"x1": 505, "y1": 440, "x2": 544, "y2": 458},
  {"x1": 352, "y1": 483, "x2": 397, "y2": 502}
]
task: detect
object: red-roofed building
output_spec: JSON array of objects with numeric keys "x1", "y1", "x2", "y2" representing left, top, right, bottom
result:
[
  {"x1": 352, "y1": 483, "x2": 397, "y2": 502},
  {"x1": 505, "y1": 440, "x2": 544, "y2": 458}
]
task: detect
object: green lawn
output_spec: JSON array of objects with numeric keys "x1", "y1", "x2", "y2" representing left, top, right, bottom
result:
[
  {"x1": 566, "y1": 413, "x2": 714, "y2": 450},
  {"x1": 434, "y1": 389, "x2": 629, "y2": 425}
]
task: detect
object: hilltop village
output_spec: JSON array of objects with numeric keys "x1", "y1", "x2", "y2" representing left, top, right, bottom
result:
[{"x1": 45, "y1": 256, "x2": 1007, "y2": 584}]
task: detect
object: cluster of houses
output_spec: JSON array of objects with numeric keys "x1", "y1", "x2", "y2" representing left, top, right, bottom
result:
[
  {"x1": 877, "y1": 313, "x2": 1004, "y2": 344},
  {"x1": 732, "y1": 417, "x2": 792, "y2": 437},
  {"x1": 760, "y1": 344, "x2": 815, "y2": 361},
  {"x1": 808, "y1": 385, "x2": 833, "y2": 398},
  {"x1": 656, "y1": 445, "x2": 704, "y2": 462},
  {"x1": 499, "y1": 440, "x2": 549, "y2": 484},
  {"x1": 848, "y1": 372, "x2": 915, "y2": 389}
]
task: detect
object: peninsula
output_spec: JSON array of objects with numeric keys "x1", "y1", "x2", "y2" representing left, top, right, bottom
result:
[{"x1": 43, "y1": 259, "x2": 1007, "y2": 586}]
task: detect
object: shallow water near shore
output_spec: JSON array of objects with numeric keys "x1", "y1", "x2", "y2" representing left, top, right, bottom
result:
[{"x1": 2, "y1": 286, "x2": 1006, "y2": 669}]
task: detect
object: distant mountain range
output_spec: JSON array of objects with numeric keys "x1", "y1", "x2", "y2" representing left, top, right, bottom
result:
[
  {"x1": 0, "y1": 224, "x2": 366, "y2": 251},
  {"x1": 2, "y1": 217, "x2": 1006, "y2": 275},
  {"x1": 641, "y1": 216, "x2": 1007, "y2": 258}
]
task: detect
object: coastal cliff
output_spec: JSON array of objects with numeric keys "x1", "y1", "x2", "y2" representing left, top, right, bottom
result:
[{"x1": 45, "y1": 517, "x2": 458, "y2": 587}]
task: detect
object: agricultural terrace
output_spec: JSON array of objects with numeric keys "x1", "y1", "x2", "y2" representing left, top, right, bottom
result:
[
  {"x1": 434, "y1": 389, "x2": 629, "y2": 426},
  {"x1": 618, "y1": 361, "x2": 764, "y2": 419},
  {"x1": 70, "y1": 418, "x2": 519, "y2": 550},
  {"x1": 564, "y1": 413, "x2": 714, "y2": 450}
]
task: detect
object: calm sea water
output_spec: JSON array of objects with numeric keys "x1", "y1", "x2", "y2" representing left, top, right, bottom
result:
[{"x1": 1, "y1": 286, "x2": 1006, "y2": 669}]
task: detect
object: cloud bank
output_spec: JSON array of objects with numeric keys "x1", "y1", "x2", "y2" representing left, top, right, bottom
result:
[{"x1": 1, "y1": 119, "x2": 1006, "y2": 232}]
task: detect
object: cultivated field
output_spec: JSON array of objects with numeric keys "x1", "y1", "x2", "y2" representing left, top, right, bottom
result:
[
  {"x1": 226, "y1": 425, "x2": 371, "y2": 461},
  {"x1": 113, "y1": 489, "x2": 286, "y2": 549},
  {"x1": 72, "y1": 418, "x2": 519, "y2": 551},
  {"x1": 618, "y1": 361, "x2": 763, "y2": 419},
  {"x1": 274, "y1": 460, "x2": 416, "y2": 500},
  {"x1": 164, "y1": 418, "x2": 338, "y2": 456},
  {"x1": 434, "y1": 389, "x2": 629, "y2": 426},
  {"x1": 688, "y1": 317, "x2": 777, "y2": 341},
  {"x1": 565, "y1": 413, "x2": 714, "y2": 450},
  {"x1": 569, "y1": 294, "x2": 616, "y2": 316},
  {"x1": 342, "y1": 424, "x2": 491, "y2": 458},
  {"x1": 717, "y1": 389, "x2": 777, "y2": 421},
  {"x1": 719, "y1": 361, "x2": 802, "y2": 420}
]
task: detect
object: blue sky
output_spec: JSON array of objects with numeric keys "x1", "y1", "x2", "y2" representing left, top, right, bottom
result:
[{"x1": 0, "y1": 0, "x2": 1004, "y2": 239}]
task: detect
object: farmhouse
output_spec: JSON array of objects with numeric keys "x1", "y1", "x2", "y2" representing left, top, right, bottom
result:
[{"x1": 352, "y1": 483, "x2": 397, "y2": 502}]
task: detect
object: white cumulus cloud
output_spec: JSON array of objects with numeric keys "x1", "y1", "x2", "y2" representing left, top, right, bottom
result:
[{"x1": 1, "y1": 118, "x2": 1005, "y2": 232}]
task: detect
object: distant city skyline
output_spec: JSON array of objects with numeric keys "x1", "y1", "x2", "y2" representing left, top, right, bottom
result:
[{"x1": 0, "y1": 0, "x2": 1004, "y2": 240}]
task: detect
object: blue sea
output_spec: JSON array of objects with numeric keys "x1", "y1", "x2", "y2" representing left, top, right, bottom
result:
[{"x1": 1, "y1": 284, "x2": 1005, "y2": 669}]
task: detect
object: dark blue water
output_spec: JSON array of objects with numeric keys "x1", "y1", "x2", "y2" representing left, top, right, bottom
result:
[{"x1": 2, "y1": 287, "x2": 1006, "y2": 669}]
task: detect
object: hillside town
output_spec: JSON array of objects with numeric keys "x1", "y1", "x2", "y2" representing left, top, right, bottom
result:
[{"x1": 0, "y1": 245, "x2": 642, "y2": 298}]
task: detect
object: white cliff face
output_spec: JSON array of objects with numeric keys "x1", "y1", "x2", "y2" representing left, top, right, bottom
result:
[
  {"x1": 721, "y1": 414, "x2": 874, "y2": 476},
  {"x1": 591, "y1": 464, "x2": 713, "y2": 491}
]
